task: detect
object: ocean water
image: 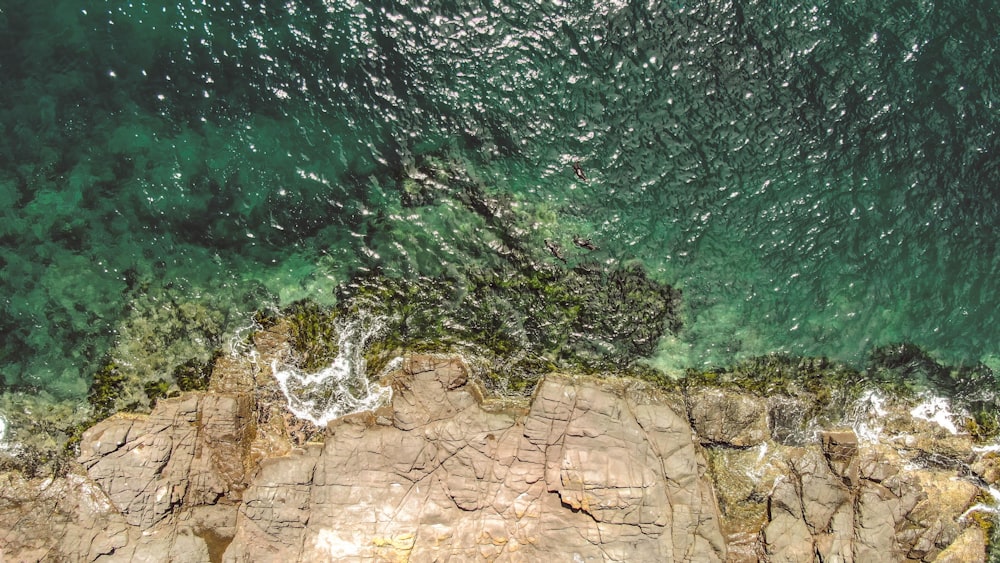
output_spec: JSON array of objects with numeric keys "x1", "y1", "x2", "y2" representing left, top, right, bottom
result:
[{"x1": 1, "y1": 0, "x2": 998, "y2": 419}]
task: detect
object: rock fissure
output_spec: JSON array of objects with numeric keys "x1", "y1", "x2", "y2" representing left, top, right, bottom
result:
[{"x1": 0, "y1": 351, "x2": 994, "y2": 561}]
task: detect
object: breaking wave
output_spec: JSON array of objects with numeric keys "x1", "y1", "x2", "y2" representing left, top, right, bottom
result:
[{"x1": 272, "y1": 312, "x2": 391, "y2": 426}]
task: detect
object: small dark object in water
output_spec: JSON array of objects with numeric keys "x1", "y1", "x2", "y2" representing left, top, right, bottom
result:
[
  {"x1": 545, "y1": 239, "x2": 567, "y2": 263},
  {"x1": 572, "y1": 161, "x2": 587, "y2": 182},
  {"x1": 573, "y1": 235, "x2": 598, "y2": 251}
]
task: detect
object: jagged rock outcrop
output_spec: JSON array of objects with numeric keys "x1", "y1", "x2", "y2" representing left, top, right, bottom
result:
[
  {"x1": 698, "y1": 387, "x2": 992, "y2": 563},
  {"x1": 78, "y1": 394, "x2": 253, "y2": 529},
  {"x1": 688, "y1": 387, "x2": 770, "y2": 447},
  {"x1": 0, "y1": 351, "x2": 994, "y2": 562},
  {"x1": 225, "y1": 356, "x2": 726, "y2": 561}
]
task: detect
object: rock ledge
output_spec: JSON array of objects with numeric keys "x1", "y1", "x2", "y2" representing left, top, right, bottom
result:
[{"x1": 0, "y1": 354, "x2": 993, "y2": 562}]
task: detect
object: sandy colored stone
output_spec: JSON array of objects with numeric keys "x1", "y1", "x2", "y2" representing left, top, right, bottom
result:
[
  {"x1": 972, "y1": 452, "x2": 1000, "y2": 484},
  {"x1": 0, "y1": 470, "x2": 130, "y2": 562},
  {"x1": 0, "y1": 352, "x2": 995, "y2": 562},
  {"x1": 226, "y1": 360, "x2": 726, "y2": 561},
  {"x1": 899, "y1": 469, "x2": 981, "y2": 560},
  {"x1": 822, "y1": 429, "x2": 860, "y2": 486},
  {"x1": 935, "y1": 524, "x2": 986, "y2": 563},
  {"x1": 78, "y1": 392, "x2": 253, "y2": 529},
  {"x1": 688, "y1": 387, "x2": 770, "y2": 447}
]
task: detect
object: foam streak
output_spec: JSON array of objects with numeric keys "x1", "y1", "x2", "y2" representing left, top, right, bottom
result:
[{"x1": 272, "y1": 313, "x2": 391, "y2": 426}]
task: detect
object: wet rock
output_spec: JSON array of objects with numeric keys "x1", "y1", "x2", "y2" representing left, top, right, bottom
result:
[
  {"x1": 688, "y1": 387, "x2": 770, "y2": 447},
  {"x1": 822, "y1": 429, "x2": 860, "y2": 486},
  {"x1": 695, "y1": 397, "x2": 992, "y2": 563},
  {"x1": 706, "y1": 446, "x2": 782, "y2": 562},
  {"x1": 768, "y1": 395, "x2": 816, "y2": 445},
  {"x1": 971, "y1": 452, "x2": 1000, "y2": 483}
]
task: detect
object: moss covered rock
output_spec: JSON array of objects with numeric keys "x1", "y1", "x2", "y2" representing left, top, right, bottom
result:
[{"x1": 333, "y1": 258, "x2": 681, "y2": 395}]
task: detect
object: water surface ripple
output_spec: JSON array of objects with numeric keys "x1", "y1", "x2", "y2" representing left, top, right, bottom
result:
[{"x1": 0, "y1": 0, "x2": 997, "y2": 401}]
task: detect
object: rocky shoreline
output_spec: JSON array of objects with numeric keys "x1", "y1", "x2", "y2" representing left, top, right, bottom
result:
[{"x1": 0, "y1": 318, "x2": 996, "y2": 561}]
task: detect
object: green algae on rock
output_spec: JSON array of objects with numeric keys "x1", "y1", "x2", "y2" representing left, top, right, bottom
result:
[
  {"x1": 867, "y1": 343, "x2": 1000, "y2": 441},
  {"x1": 174, "y1": 354, "x2": 219, "y2": 392},
  {"x1": 334, "y1": 260, "x2": 681, "y2": 395},
  {"x1": 284, "y1": 300, "x2": 342, "y2": 372},
  {"x1": 868, "y1": 343, "x2": 1000, "y2": 400}
]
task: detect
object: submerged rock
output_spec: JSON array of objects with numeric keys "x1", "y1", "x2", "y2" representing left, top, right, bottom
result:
[{"x1": 0, "y1": 347, "x2": 994, "y2": 561}]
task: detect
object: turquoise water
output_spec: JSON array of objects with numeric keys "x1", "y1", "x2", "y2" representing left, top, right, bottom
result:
[{"x1": 1, "y1": 0, "x2": 998, "y2": 411}]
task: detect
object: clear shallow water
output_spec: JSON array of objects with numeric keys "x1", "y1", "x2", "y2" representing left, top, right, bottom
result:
[{"x1": 0, "y1": 0, "x2": 998, "y2": 408}]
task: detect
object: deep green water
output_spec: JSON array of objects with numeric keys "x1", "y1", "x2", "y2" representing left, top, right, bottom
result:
[{"x1": 1, "y1": 0, "x2": 998, "y2": 417}]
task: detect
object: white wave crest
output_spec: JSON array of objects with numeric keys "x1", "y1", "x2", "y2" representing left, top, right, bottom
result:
[
  {"x1": 272, "y1": 312, "x2": 392, "y2": 426},
  {"x1": 909, "y1": 396, "x2": 960, "y2": 435}
]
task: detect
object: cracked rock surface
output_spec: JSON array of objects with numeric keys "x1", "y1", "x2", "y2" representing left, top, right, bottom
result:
[
  {"x1": 226, "y1": 355, "x2": 725, "y2": 561},
  {"x1": 0, "y1": 352, "x2": 993, "y2": 562}
]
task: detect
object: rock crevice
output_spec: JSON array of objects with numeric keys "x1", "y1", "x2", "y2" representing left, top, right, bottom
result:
[{"x1": 0, "y1": 353, "x2": 993, "y2": 562}]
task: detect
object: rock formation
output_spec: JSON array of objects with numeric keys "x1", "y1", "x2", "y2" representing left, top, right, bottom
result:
[{"x1": 0, "y1": 343, "x2": 995, "y2": 561}]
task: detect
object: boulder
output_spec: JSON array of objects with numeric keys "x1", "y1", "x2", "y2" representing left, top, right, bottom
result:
[
  {"x1": 688, "y1": 387, "x2": 770, "y2": 447},
  {"x1": 822, "y1": 429, "x2": 860, "y2": 486}
]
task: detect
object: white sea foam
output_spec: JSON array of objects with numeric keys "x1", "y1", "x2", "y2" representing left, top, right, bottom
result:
[
  {"x1": 910, "y1": 396, "x2": 960, "y2": 435},
  {"x1": 852, "y1": 390, "x2": 968, "y2": 440},
  {"x1": 0, "y1": 414, "x2": 7, "y2": 451},
  {"x1": 742, "y1": 442, "x2": 772, "y2": 484},
  {"x1": 272, "y1": 312, "x2": 391, "y2": 426},
  {"x1": 755, "y1": 442, "x2": 768, "y2": 465},
  {"x1": 960, "y1": 486, "x2": 1000, "y2": 521},
  {"x1": 852, "y1": 389, "x2": 888, "y2": 442},
  {"x1": 229, "y1": 314, "x2": 266, "y2": 357}
]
